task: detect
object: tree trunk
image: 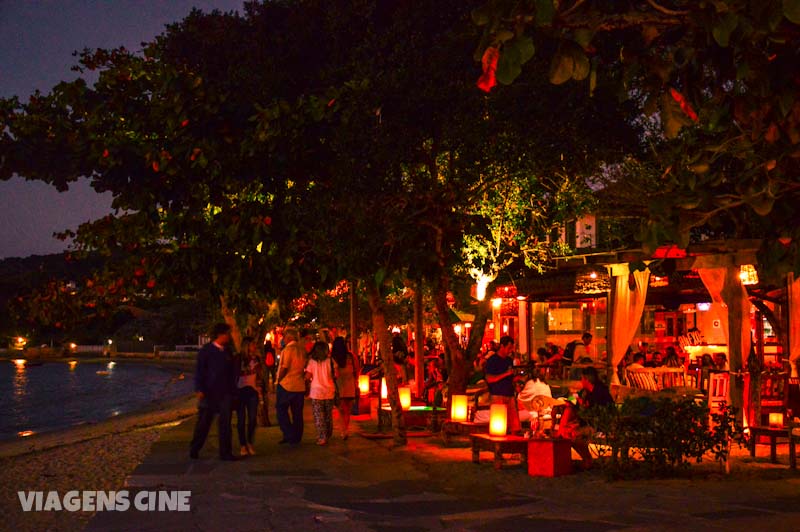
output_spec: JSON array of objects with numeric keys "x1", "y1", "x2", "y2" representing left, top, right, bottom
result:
[
  {"x1": 220, "y1": 293, "x2": 243, "y2": 352},
  {"x1": 366, "y1": 282, "x2": 407, "y2": 446},
  {"x1": 433, "y1": 275, "x2": 468, "y2": 396},
  {"x1": 413, "y1": 283, "x2": 425, "y2": 398}
]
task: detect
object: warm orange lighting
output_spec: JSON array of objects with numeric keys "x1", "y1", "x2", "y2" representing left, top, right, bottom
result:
[
  {"x1": 18, "y1": 430, "x2": 34, "y2": 437},
  {"x1": 451, "y1": 394, "x2": 468, "y2": 422},
  {"x1": 769, "y1": 412, "x2": 784, "y2": 428},
  {"x1": 358, "y1": 374, "x2": 370, "y2": 395},
  {"x1": 399, "y1": 386, "x2": 411, "y2": 410},
  {"x1": 739, "y1": 264, "x2": 759, "y2": 285},
  {"x1": 489, "y1": 404, "x2": 507, "y2": 436},
  {"x1": 68, "y1": 360, "x2": 77, "y2": 370},
  {"x1": 491, "y1": 298, "x2": 503, "y2": 309},
  {"x1": 69, "y1": 342, "x2": 77, "y2": 350},
  {"x1": 13, "y1": 359, "x2": 26, "y2": 368},
  {"x1": 381, "y1": 378, "x2": 388, "y2": 400},
  {"x1": 453, "y1": 324, "x2": 462, "y2": 335},
  {"x1": 464, "y1": 323, "x2": 471, "y2": 329},
  {"x1": 502, "y1": 324, "x2": 509, "y2": 334}
]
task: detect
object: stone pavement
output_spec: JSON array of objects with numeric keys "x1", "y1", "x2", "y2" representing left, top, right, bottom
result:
[{"x1": 87, "y1": 402, "x2": 800, "y2": 532}]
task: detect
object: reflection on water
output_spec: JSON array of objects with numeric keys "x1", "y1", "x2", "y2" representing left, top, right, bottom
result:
[{"x1": 1, "y1": 360, "x2": 193, "y2": 440}]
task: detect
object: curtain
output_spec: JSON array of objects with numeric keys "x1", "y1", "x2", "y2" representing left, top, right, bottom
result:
[
  {"x1": 698, "y1": 268, "x2": 729, "y2": 343},
  {"x1": 790, "y1": 273, "x2": 800, "y2": 377},
  {"x1": 608, "y1": 264, "x2": 649, "y2": 384}
]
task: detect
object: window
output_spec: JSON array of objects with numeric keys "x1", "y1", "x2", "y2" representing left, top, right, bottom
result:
[{"x1": 546, "y1": 303, "x2": 586, "y2": 333}]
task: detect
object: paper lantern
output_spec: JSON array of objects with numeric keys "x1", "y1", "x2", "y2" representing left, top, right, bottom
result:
[
  {"x1": 769, "y1": 412, "x2": 784, "y2": 428},
  {"x1": 358, "y1": 374, "x2": 370, "y2": 395},
  {"x1": 451, "y1": 394, "x2": 468, "y2": 422},
  {"x1": 399, "y1": 386, "x2": 411, "y2": 410},
  {"x1": 489, "y1": 404, "x2": 507, "y2": 436},
  {"x1": 739, "y1": 264, "x2": 759, "y2": 285},
  {"x1": 381, "y1": 378, "x2": 387, "y2": 400}
]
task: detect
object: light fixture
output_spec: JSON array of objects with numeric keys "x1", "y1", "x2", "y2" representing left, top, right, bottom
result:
[
  {"x1": 739, "y1": 264, "x2": 759, "y2": 285},
  {"x1": 381, "y1": 378, "x2": 388, "y2": 400},
  {"x1": 492, "y1": 298, "x2": 503, "y2": 309},
  {"x1": 489, "y1": 404, "x2": 508, "y2": 436},
  {"x1": 649, "y1": 275, "x2": 669, "y2": 288},
  {"x1": 769, "y1": 412, "x2": 784, "y2": 428},
  {"x1": 358, "y1": 374, "x2": 370, "y2": 395},
  {"x1": 451, "y1": 395, "x2": 468, "y2": 422},
  {"x1": 13, "y1": 359, "x2": 26, "y2": 368},
  {"x1": 399, "y1": 386, "x2": 412, "y2": 410},
  {"x1": 68, "y1": 360, "x2": 78, "y2": 370},
  {"x1": 454, "y1": 324, "x2": 462, "y2": 335},
  {"x1": 696, "y1": 302, "x2": 711, "y2": 312},
  {"x1": 574, "y1": 266, "x2": 610, "y2": 295}
]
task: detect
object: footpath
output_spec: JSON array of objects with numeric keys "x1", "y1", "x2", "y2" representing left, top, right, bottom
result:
[{"x1": 88, "y1": 402, "x2": 800, "y2": 532}]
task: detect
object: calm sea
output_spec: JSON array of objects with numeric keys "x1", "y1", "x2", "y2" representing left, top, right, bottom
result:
[{"x1": 0, "y1": 360, "x2": 193, "y2": 440}]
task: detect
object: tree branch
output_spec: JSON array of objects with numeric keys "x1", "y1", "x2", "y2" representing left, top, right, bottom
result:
[{"x1": 645, "y1": 0, "x2": 690, "y2": 16}]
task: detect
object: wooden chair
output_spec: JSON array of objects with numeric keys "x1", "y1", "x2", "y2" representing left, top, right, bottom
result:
[
  {"x1": 707, "y1": 371, "x2": 729, "y2": 414},
  {"x1": 626, "y1": 369, "x2": 660, "y2": 391},
  {"x1": 749, "y1": 371, "x2": 791, "y2": 464},
  {"x1": 758, "y1": 371, "x2": 789, "y2": 425},
  {"x1": 659, "y1": 368, "x2": 687, "y2": 389}
]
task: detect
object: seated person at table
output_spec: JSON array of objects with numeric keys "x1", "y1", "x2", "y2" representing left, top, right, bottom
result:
[
  {"x1": 557, "y1": 366, "x2": 614, "y2": 469},
  {"x1": 545, "y1": 332, "x2": 592, "y2": 368},
  {"x1": 535, "y1": 347, "x2": 549, "y2": 366},
  {"x1": 662, "y1": 346, "x2": 682, "y2": 368},
  {"x1": 626, "y1": 353, "x2": 646, "y2": 371},
  {"x1": 516, "y1": 373, "x2": 556, "y2": 425}
]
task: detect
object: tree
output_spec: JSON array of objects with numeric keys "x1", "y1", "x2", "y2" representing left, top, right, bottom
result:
[
  {"x1": 471, "y1": 1, "x2": 800, "y2": 274},
  {"x1": 0, "y1": 6, "x2": 348, "y2": 346}
]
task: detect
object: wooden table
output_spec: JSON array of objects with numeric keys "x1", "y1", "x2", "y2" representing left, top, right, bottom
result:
[
  {"x1": 470, "y1": 434, "x2": 528, "y2": 469},
  {"x1": 441, "y1": 420, "x2": 488, "y2": 445},
  {"x1": 749, "y1": 425, "x2": 790, "y2": 463}
]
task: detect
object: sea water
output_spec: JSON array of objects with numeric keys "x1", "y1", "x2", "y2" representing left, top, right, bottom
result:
[{"x1": 0, "y1": 360, "x2": 193, "y2": 440}]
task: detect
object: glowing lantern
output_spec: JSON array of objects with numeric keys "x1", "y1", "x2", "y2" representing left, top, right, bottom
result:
[
  {"x1": 451, "y1": 394, "x2": 468, "y2": 422},
  {"x1": 489, "y1": 404, "x2": 507, "y2": 436},
  {"x1": 381, "y1": 378, "x2": 388, "y2": 400},
  {"x1": 769, "y1": 412, "x2": 784, "y2": 428},
  {"x1": 399, "y1": 386, "x2": 412, "y2": 410},
  {"x1": 492, "y1": 298, "x2": 503, "y2": 309},
  {"x1": 739, "y1": 264, "x2": 759, "y2": 285},
  {"x1": 358, "y1": 374, "x2": 370, "y2": 395},
  {"x1": 68, "y1": 360, "x2": 77, "y2": 370}
]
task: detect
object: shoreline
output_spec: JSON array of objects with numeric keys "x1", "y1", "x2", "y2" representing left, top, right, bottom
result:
[{"x1": 0, "y1": 356, "x2": 197, "y2": 459}]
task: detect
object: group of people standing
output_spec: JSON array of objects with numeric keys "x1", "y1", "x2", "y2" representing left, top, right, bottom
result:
[{"x1": 189, "y1": 324, "x2": 360, "y2": 460}]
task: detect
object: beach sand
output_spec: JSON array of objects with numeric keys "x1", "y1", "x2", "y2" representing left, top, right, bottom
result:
[{"x1": 0, "y1": 394, "x2": 196, "y2": 532}]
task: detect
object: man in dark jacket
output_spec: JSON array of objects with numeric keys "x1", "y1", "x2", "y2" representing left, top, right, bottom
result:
[{"x1": 190, "y1": 323, "x2": 238, "y2": 460}]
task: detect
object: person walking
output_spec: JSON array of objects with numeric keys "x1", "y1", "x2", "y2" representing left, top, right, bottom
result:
[
  {"x1": 190, "y1": 323, "x2": 237, "y2": 461},
  {"x1": 332, "y1": 336, "x2": 360, "y2": 440},
  {"x1": 276, "y1": 327, "x2": 307, "y2": 444},
  {"x1": 236, "y1": 337, "x2": 263, "y2": 456},
  {"x1": 305, "y1": 341, "x2": 337, "y2": 445}
]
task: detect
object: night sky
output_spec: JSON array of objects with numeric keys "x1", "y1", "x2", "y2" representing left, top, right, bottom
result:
[{"x1": 0, "y1": 0, "x2": 245, "y2": 259}]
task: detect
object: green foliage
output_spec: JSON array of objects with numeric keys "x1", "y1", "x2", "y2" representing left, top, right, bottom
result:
[
  {"x1": 473, "y1": 0, "x2": 800, "y2": 268},
  {"x1": 583, "y1": 398, "x2": 745, "y2": 478}
]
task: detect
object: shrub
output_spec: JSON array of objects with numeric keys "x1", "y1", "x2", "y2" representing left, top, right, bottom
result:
[{"x1": 582, "y1": 396, "x2": 743, "y2": 478}]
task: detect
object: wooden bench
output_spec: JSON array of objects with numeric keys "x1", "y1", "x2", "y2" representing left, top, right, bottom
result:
[{"x1": 470, "y1": 434, "x2": 528, "y2": 469}]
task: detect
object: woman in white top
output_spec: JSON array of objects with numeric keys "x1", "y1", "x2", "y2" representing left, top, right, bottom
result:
[{"x1": 305, "y1": 341, "x2": 337, "y2": 445}]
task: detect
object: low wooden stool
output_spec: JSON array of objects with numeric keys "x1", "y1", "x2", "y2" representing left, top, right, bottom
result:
[
  {"x1": 470, "y1": 434, "x2": 528, "y2": 469},
  {"x1": 441, "y1": 420, "x2": 488, "y2": 445}
]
